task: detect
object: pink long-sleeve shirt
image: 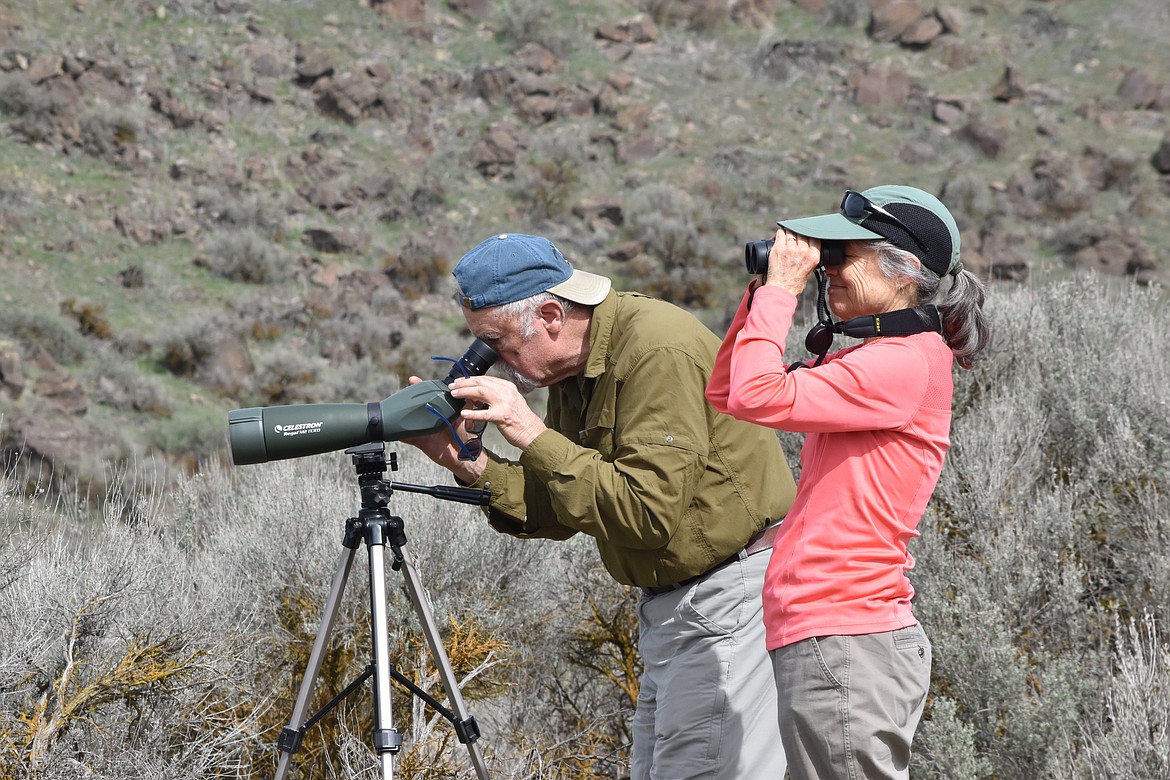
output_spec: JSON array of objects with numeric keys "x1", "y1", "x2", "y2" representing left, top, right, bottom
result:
[{"x1": 707, "y1": 284, "x2": 954, "y2": 649}]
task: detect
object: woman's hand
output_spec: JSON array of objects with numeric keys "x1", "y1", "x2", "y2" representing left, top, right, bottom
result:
[{"x1": 763, "y1": 228, "x2": 822, "y2": 296}]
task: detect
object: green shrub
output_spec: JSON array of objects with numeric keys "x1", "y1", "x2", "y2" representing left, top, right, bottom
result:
[
  {"x1": 204, "y1": 228, "x2": 293, "y2": 284},
  {"x1": 249, "y1": 344, "x2": 330, "y2": 405},
  {"x1": 84, "y1": 346, "x2": 171, "y2": 417},
  {"x1": 496, "y1": 0, "x2": 574, "y2": 57},
  {"x1": 0, "y1": 76, "x2": 68, "y2": 143},
  {"x1": 625, "y1": 183, "x2": 726, "y2": 307},
  {"x1": 151, "y1": 405, "x2": 229, "y2": 466},
  {"x1": 380, "y1": 236, "x2": 450, "y2": 301},
  {"x1": 195, "y1": 187, "x2": 288, "y2": 238},
  {"x1": 510, "y1": 128, "x2": 585, "y2": 221},
  {"x1": 60, "y1": 298, "x2": 115, "y2": 340},
  {"x1": 154, "y1": 311, "x2": 227, "y2": 378},
  {"x1": 912, "y1": 275, "x2": 1170, "y2": 776},
  {"x1": 0, "y1": 309, "x2": 88, "y2": 366},
  {"x1": 77, "y1": 103, "x2": 144, "y2": 163}
]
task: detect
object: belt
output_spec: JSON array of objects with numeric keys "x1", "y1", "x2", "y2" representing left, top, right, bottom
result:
[
  {"x1": 641, "y1": 521, "x2": 781, "y2": 598},
  {"x1": 745, "y1": 520, "x2": 780, "y2": 555}
]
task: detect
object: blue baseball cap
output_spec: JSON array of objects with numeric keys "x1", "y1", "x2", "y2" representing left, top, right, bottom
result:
[{"x1": 454, "y1": 233, "x2": 611, "y2": 310}]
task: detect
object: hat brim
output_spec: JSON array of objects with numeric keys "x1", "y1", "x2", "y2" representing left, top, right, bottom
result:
[
  {"x1": 777, "y1": 213, "x2": 883, "y2": 241},
  {"x1": 547, "y1": 269, "x2": 611, "y2": 305}
]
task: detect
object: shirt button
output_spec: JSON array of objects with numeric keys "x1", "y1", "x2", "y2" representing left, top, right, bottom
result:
[{"x1": 665, "y1": 435, "x2": 674, "y2": 443}]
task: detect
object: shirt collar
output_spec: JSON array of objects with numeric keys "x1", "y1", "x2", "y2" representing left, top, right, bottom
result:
[{"x1": 583, "y1": 289, "x2": 617, "y2": 379}]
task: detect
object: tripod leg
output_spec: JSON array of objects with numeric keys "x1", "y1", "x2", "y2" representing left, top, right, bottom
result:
[
  {"x1": 274, "y1": 538, "x2": 360, "y2": 780},
  {"x1": 367, "y1": 540, "x2": 402, "y2": 779},
  {"x1": 398, "y1": 550, "x2": 492, "y2": 780}
]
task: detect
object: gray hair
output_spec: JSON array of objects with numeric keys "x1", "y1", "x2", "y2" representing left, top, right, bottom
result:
[
  {"x1": 869, "y1": 240, "x2": 990, "y2": 370},
  {"x1": 496, "y1": 291, "x2": 578, "y2": 339}
]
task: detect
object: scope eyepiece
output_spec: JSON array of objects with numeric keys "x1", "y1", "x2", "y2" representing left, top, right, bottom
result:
[{"x1": 443, "y1": 338, "x2": 497, "y2": 384}]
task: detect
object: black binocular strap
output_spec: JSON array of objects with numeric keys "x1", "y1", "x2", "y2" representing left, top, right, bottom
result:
[{"x1": 834, "y1": 305, "x2": 942, "y2": 339}]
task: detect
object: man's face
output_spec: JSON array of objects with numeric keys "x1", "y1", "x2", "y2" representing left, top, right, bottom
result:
[{"x1": 463, "y1": 305, "x2": 558, "y2": 392}]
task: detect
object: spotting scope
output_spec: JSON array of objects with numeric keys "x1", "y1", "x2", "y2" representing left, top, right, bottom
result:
[{"x1": 227, "y1": 339, "x2": 497, "y2": 465}]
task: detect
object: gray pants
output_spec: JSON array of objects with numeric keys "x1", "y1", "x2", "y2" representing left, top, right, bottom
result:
[
  {"x1": 771, "y1": 625, "x2": 932, "y2": 780},
  {"x1": 632, "y1": 550, "x2": 784, "y2": 780}
]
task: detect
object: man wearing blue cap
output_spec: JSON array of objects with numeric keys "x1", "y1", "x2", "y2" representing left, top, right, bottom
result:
[{"x1": 406, "y1": 232, "x2": 797, "y2": 779}]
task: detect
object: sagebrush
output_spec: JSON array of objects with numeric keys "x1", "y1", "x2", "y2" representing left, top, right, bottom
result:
[{"x1": 2, "y1": 273, "x2": 1169, "y2": 779}]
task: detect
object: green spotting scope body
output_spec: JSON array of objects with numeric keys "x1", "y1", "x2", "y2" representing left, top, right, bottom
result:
[{"x1": 227, "y1": 340, "x2": 497, "y2": 465}]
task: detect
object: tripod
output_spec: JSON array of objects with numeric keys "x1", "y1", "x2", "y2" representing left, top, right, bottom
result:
[{"x1": 273, "y1": 442, "x2": 492, "y2": 780}]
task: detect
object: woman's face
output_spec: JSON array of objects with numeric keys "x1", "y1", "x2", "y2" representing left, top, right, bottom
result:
[{"x1": 825, "y1": 242, "x2": 916, "y2": 321}]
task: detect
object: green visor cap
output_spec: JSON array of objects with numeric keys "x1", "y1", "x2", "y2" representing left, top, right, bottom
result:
[{"x1": 777, "y1": 185, "x2": 961, "y2": 276}]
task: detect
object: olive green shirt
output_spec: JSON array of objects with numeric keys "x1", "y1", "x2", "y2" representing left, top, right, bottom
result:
[{"x1": 474, "y1": 290, "x2": 796, "y2": 588}]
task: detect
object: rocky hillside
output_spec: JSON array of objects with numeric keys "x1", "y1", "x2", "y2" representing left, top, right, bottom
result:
[{"x1": 1, "y1": 0, "x2": 1168, "y2": 497}]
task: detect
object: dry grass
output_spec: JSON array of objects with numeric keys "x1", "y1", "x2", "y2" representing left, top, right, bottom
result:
[{"x1": 1, "y1": 0, "x2": 1170, "y2": 775}]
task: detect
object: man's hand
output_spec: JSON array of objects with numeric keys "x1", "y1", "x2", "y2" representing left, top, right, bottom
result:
[
  {"x1": 399, "y1": 376, "x2": 488, "y2": 484},
  {"x1": 399, "y1": 374, "x2": 547, "y2": 483},
  {"x1": 448, "y1": 375, "x2": 547, "y2": 450}
]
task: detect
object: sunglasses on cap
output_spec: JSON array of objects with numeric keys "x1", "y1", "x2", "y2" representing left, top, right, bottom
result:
[{"x1": 840, "y1": 190, "x2": 929, "y2": 255}]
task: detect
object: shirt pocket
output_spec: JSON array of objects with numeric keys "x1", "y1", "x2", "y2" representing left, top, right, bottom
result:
[
  {"x1": 580, "y1": 405, "x2": 616, "y2": 458},
  {"x1": 578, "y1": 380, "x2": 617, "y2": 457}
]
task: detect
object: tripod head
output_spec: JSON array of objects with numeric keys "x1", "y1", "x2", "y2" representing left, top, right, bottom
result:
[{"x1": 347, "y1": 442, "x2": 491, "y2": 509}]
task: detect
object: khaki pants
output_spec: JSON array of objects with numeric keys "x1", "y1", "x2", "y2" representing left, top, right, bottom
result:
[
  {"x1": 771, "y1": 625, "x2": 932, "y2": 780},
  {"x1": 632, "y1": 550, "x2": 785, "y2": 780}
]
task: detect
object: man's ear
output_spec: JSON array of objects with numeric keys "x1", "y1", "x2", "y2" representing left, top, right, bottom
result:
[{"x1": 537, "y1": 299, "x2": 566, "y2": 334}]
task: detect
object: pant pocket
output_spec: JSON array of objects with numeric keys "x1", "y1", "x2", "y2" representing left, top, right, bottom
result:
[{"x1": 809, "y1": 635, "x2": 848, "y2": 689}]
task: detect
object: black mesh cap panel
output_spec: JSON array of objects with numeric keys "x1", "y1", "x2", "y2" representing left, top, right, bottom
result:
[{"x1": 861, "y1": 203, "x2": 953, "y2": 276}]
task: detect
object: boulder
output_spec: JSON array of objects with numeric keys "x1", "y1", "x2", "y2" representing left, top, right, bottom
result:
[
  {"x1": 448, "y1": 0, "x2": 491, "y2": 19},
  {"x1": 302, "y1": 228, "x2": 369, "y2": 254},
  {"x1": 615, "y1": 135, "x2": 662, "y2": 164},
  {"x1": 472, "y1": 65, "x2": 515, "y2": 106},
  {"x1": 967, "y1": 230, "x2": 1030, "y2": 282},
  {"x1": 595, "y1": 15, "x2": 658, "y2": 44},
  {"x1": 200, "y1": 341, "x2": 255, "y2": 397},
  {"x1": 514, "y1": 42, "x2": 560, "y2": 75},
  {"x1": 294, "y1": 47, "x2": 334, "y2": 86},
  {"x1": 936, "y1": 6, "x2": 965, "y2": 34},
  {"x1": 991, "y1": 67, "x2": 1026, "y2": 104},
  {"x1": 869, "y1": 0, "x2": 926, "y2": 43},
  {"x1": 26, "y1": 52, "x2": 62, "y2": 84},
  {"x1": 956, "y1": 120, "x2": 1007, "y2": 159},
  {"x1": 901, "y1": 15, "x2": 944, "y2": 47},
  {"x1": 850, "y1": 64, "x2": 910, "y2": 108},
  {"x1": 573, "y1": 196, "x2": 624, "y2": 227},
  {"x1": 34, "y1": 371, "x2": 87, "y2": 416},
  {"x1": 1065, "y1": 224, "x2": 1157, "y2": 283},
  {"x1": 315, "y1": 67, "x2": 399, "y2": 124},
  {"x1": 1151, "y1": 132, "x2": 1170, "y2": 175},
  {"x1": 0, "y1": 341, "x2": 25, "y2": 399},
  {"x1": 371, "y1": 0, "x2": 426, "y2": 22},
  {"x1": 468, "y1": 122, "x2": 529, "y2": 178},
  {"x1": 1117, "y1": 68, "x2": 1160, "y2": 109},
  {"x1": 4, "y1": 413, "x2": 112, "y2": 495}
]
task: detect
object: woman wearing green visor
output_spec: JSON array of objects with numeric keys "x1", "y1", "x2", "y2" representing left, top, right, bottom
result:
[{"x1": 707, "y1": 186, "x2": 990, "y2": 779}]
